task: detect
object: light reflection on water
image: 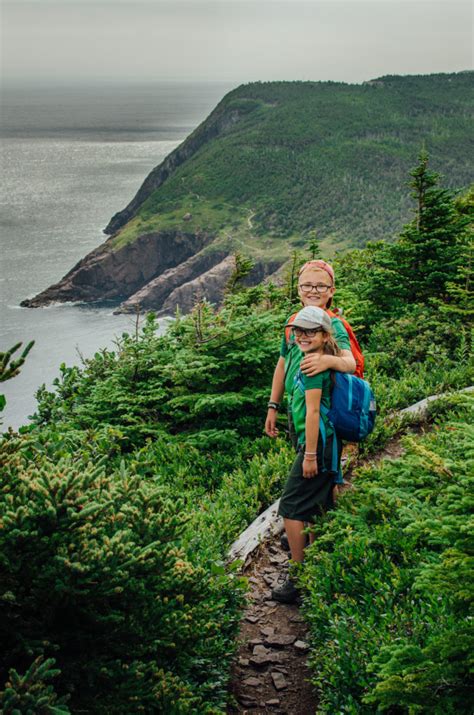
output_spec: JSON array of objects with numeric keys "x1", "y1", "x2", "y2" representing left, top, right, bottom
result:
[
  {"x1": 1, "y1": 137, "x2": 177, "y2": 431},
  {"x1": 1, "y1": 302, "x2": 172, "y2": 432},
  {"x1": 1, "y1": 82, "x2": 232, "y2": 430}
]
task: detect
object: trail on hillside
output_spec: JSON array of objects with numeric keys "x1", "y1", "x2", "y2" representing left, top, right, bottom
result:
[{"x1": 228, "y1": 535, "x2": 314, "y2": 714}]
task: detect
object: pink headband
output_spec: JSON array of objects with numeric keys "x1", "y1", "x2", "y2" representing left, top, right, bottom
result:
[{"x1": 298, "y1": 259, "x2": 335, "y2": 285}]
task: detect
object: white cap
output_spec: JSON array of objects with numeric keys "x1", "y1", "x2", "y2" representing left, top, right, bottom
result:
[{"x1": 286, "y1": 306, "x2": 332, "y2": 332}]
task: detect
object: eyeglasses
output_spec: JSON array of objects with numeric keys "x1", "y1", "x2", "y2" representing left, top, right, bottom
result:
[
  {"x1": 299, "y1": 283, "x2": 332, "y2": 294},
  {"x1": 292, "y1": 326, "x2": 324, "y2": 337}
]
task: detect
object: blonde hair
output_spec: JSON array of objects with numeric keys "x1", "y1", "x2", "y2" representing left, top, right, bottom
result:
[{"x1": 323, "y1": 332, "x2": 341, "y2": 356}]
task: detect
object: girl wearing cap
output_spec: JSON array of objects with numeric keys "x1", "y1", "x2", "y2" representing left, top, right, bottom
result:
[
  {"x1": 264, "y1": 260, "x2": 356, "y2": 603},
  {"x1": 270, "y1": 305, "x2": 342, "y2": 603}
]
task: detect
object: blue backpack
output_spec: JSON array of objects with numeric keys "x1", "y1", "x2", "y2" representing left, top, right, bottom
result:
[{"x1": 321, "y1": 372, "x2": 376, "y2": 442}]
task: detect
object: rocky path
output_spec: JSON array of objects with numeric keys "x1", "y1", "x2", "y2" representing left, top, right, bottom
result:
[
  {"x1": 227, "y1": 536, "x2": 316, "y2": 714},
  {"x1": 227, "y1": 437, "x2": 410, "y2": 714}
]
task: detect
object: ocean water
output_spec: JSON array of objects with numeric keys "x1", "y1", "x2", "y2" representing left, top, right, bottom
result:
[{"x1": 0, "y1": 81, "x2": 235, "y2": 430}]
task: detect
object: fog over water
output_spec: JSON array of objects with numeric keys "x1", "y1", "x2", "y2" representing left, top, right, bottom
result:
[
  {"x1": 3, "y1": 1, "x2": 472, "y2": 84},
  {"x1": 0, "y1": 82, "x2": 235, "y2": 430}
]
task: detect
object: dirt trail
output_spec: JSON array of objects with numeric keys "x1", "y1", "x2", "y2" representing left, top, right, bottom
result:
[
  {"x1": 227, "y1": 436, "x2": 408, "y2": 713},
  {"x1": 227, "y1": 536, "x2": 316, "y2": 714}
]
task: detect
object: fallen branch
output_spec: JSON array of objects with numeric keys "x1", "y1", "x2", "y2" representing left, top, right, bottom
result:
[
  {"x1": 227, "y1": 499, "x2": 283, "y2": 567},
  {"x1": 399, "y1": 385, "x2": 473, "y2": 418}
]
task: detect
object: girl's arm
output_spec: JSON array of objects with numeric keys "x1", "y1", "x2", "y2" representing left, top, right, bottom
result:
[
  {"x1": 300, "y1": 349, "x2": 355, "y2": 377},
  {"x1": 303, "y1": 388, "x2": 321, "y2": 478},
  {"x1": 265, "y1": 356, "x2": 285, "y2": 437}
]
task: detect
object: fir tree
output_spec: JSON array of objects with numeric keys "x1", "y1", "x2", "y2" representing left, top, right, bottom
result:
[
  {"x1": 305, "y1": 230, "x2": 322, "y2": 260},
  {"x1": 352, "y1": 153, "x2": 471, "y2": 322},
  {"x1": 284, "y1": 249, "x2": 303, "y2": 302},
  {"x1": 0, "y1": 657, "x2": 70, "y2": 715},
  {"x1": 225, "y1": 252, "x2": 255, "y2": 295},
  {"x1": 0, "y1": 341, "x2": 34, "y2": 383},
  {"x1": 0, "y1": 340, "x2": 34, "y2": 414},
  {"x1": 392, "y1": 150, "x2": 468, "y2": 303}
]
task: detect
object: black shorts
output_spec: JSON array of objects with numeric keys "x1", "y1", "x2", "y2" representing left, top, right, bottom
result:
[{"x1": 278, "y1": 450, "x2": 335, "y2": 522}]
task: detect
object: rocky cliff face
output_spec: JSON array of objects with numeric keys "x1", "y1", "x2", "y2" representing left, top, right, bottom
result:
[
  {"x1": 155, "y1": 257, "x2": 281, "y2": 316},
  {"x1": 22, "y1": 223, "x2": 283, "y2": 314},
  {"x1": 115, "y1": 248, "x2": 230, "y2": 313},
  {"x1": 21, "y1": 230, "x2": 212, "y2": 308},
  {"x1": 158, "y1": 255, "x2": 237, "y2": 316}
]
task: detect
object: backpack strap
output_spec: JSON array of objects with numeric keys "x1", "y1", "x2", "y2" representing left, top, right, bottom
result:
[
  {"x1": 284, "y1": 312, "x2": 298, "y2": 348},
  {"x1": 318, "y1": 410, "x2": 343, "y2": 483},
  {"x1": 294, "y1": 370, "x2": 305, "y2": 395},
  {"x1": 327, "y1": 309, "x2": 365, "y2": 379}
]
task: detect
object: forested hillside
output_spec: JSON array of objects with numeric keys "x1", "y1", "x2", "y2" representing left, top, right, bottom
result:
[
  {"x1": 1, "y1": 156, "x2": 473, "y2": 712},
  {"x1": 109, "y1": 72, "x2": 473, "y2": 252},
  {"x1": 24, "y1": 72, "x2": 473, "y2": 313}
]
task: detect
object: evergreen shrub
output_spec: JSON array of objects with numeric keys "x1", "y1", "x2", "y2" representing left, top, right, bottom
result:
[
  {"x1": 300, "y1": 393, "x2": 474, "y2": 714},
  {"x1": 32, "y1": 292, "x2": 290, "y2": 451},
  {"x1": 0, "y1": 432, "x2": 245, "y2": 713},
  {"x1": 0, "y1": 656, "x2": 70, "y2": 715}
]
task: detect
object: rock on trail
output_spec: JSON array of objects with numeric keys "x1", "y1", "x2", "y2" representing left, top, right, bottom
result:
[{"x1": 227, "y1": 536, "x2": 317, "y2": 714}]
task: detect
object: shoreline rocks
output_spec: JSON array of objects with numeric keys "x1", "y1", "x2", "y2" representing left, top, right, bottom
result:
[{"x1": 21, "y1": 230, "x2": 211, "y2": 309}]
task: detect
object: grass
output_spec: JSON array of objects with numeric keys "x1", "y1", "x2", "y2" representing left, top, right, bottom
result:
[{"x1": 111, "y1": 196, "x2": 299, "y2": 263}]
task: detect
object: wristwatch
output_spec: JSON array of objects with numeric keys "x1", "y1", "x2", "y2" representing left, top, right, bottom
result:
[{"x1": 267, "y1": 401, "x2": 280, "y2": 411}]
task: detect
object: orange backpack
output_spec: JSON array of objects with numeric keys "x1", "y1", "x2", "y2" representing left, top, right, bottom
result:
[{"x1": 284, "y1": 308, "x2": 365, "y2": 379}]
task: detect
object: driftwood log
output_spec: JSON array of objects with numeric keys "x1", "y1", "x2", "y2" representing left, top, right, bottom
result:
[
  {"x1": 399, "y1": 385, "x2": 473, "y2": 418},
  {"x1": 226, "y1": 500, "x2": 284, "y2": 567}
]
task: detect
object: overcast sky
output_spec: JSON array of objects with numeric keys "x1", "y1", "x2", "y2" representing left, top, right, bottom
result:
[{"x1": 2, "y1": 0, "x2": 472, "y2": 85}]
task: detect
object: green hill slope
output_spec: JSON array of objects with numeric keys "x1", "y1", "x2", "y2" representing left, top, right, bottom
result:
[
  {"x1": 108, "y1": 72, "x2": 473, "y2": 254},
  {"x1": 23, "y1": 72, "x2": 473, "y2": 312}
]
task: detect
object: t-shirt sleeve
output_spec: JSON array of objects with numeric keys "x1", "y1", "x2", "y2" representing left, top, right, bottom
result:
[
  {"x1": 302, "y1": 373, "x2": 324, "y2": 390},
  {"x1": 331, "y1": 318, "x2": 351, "y2": 351}
]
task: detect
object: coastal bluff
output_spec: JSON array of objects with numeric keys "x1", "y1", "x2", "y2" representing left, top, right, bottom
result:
[
  {"x1": 21, "y1": 72, "x2": 473, "y2": 314},
  {"x1": 21, "y1": 230, "x2": 281, "y2": 315}
]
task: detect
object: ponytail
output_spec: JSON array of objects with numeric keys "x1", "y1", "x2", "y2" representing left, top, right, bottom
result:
[{"x1": 323, "y1": 333, "x2": 341, "y2": 357}]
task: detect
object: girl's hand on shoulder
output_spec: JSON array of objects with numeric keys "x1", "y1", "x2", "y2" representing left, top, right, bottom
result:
[
  {"x1": 303, "y1": 457, "x2": 318, "y2": 478},
  {"x1": 301, "y1": 353, "x2": 329, "y2": 376}
]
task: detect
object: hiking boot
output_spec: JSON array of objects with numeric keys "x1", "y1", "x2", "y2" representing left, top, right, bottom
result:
[
  {"x1": 271, "y1": 578, "x2": 300, "y2": 604},
  {"x1": 280, "y1": 532, "x2": 290, "y2": 551}
]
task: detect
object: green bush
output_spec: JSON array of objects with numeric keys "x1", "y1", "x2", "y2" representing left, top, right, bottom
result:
[
  {"x1": 300, "y1": 393, "x2": 474, "y2": 713},
  {"x1": 0, "y1": 657, "x2": 70, "y2": 715},
  {"x1": 32, "y1": 291, "x2": 291, "y2": 450},
  {"x1": 186, "y1": 439, "x2": 293, "y2": 556},
  {"x1": 0, "y1": 432, "x2": 245, "y2": 713}
]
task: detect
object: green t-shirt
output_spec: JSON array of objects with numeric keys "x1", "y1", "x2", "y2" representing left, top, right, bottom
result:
[
  {"x1": 290, "y1": 369, "x2": 333, "y2": 446},
  {"x1": 280, "y1": 315, "x2": 351, "y2": 397}
]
